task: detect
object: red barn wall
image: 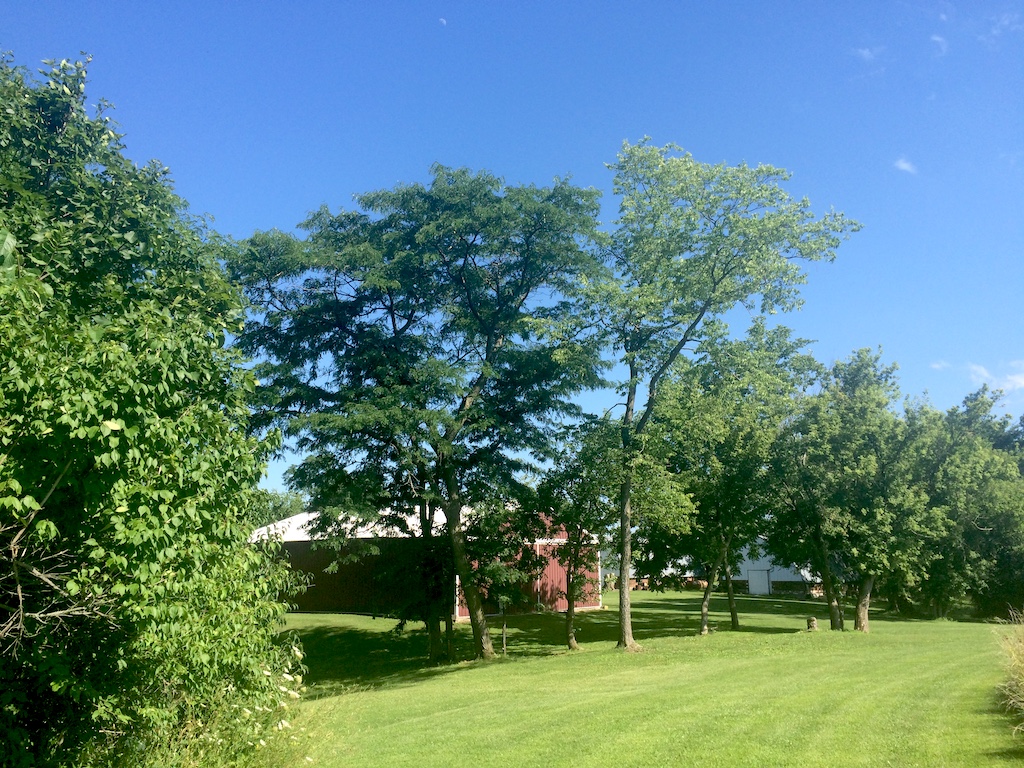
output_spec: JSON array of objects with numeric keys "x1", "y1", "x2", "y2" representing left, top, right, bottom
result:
[{"x1": 455, "y1": 540, "x2": 602, "y2": 618}]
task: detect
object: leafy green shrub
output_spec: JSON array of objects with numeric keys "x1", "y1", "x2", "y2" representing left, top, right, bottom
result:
[{"x1": 0, "y1": 54, "x2": 301, "y2": 766}]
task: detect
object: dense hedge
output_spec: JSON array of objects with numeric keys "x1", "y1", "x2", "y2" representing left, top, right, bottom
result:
[{"x1": 0, "y1": 55, "x2": 301, "y2": 767}]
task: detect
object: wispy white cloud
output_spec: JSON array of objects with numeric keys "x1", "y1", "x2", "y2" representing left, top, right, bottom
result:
[
  {"x1": 930, "y1": 361, "x2": 951, "y2": 371},
  {"x1": 979, "y1": 13, "x2": 1024, "y2": 45},
  {"x1": 854, "y1": 46, "x2": 884, "y2": 62},
  {"x1": 969, "y1": 363, "x2": 991, "y2": 383},
  {"x1": 931, "y1": 34, "x2": 948, "y2": 55},
  {"x1": 894, "y1": 157, "x2": 918, "y2": 174},
  {"x1": 990, "y1": 13, "x2": 1023, "y2": 36},
  {"x1": 1004, "y1": 364, "x2": 1024, "y2": 392},
  {"x1": 968, "y1": 361, "x2": 1024, "y2": 393}
]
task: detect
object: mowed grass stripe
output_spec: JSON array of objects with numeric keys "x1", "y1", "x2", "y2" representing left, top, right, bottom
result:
[{"x1": 284, "y1": 593, "x2": 1023, "y2": 767}]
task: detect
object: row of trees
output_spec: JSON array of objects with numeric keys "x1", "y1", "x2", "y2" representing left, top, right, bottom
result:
[
  {"x1": 230, "y1": 139, "x2": 863, "y2": 658},
  {"x1": 233, "y1": 140, "x2": 1023, "y2": 658},
  {"x1": 6, "y1": 49, "x2": 1017, "y2": 764},
  {"x1": 633, "y1": 347, "x2": 1024, "y2": 635},
  {"x1": 538, "y1": 340, "x2": 1024, "y2": 647}
]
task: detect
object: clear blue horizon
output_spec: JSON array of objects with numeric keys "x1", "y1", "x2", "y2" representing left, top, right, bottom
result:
[{"x1": 4, "y1": 2, "x2": 1021, "y2": 490}]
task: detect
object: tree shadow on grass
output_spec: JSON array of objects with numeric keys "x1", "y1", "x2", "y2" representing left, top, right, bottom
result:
[
  {"x1": 293, "y1": 620, "x2": 478, "y2": 698},
  {"x1": 290, "y1": 592, "x2": 950, "y2": 698},
  {"x1": 648, "y1": 592, "x2": 994, "y2": 627},
  {"x1": 986, "y1": 746, "x2": 1024, "y2": 763},
  {"x1": 480, "y1": 592, "x2": 811, "y2": 657},
  {"x1": 983, "y1": 691, "x2": 1024, "y2": 763}
]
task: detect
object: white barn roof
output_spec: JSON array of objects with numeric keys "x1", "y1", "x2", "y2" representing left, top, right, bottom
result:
[{"x1": 250, "y1": 507, "x2": 452, "y2": 543}]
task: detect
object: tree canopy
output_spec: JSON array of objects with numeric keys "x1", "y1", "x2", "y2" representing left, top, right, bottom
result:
[
  {"x1": 230, "y1": 167, "x2": 605, "y2": 659},
  {"x1": 593, "y1": 140, "x2": 859, "y2": 648},
  {"x1": 636, "y1": 320, "x2": 817, "y2": 632}
]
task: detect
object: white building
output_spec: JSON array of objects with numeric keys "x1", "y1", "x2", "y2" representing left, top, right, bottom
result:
[{"x1": 734, "y1": 547, "x2": 816, "y2": 596}]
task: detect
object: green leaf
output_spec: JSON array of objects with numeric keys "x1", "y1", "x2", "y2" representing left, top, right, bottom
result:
[{"x1": 0, "y1": 229, "x2": 17, "y2": 264}]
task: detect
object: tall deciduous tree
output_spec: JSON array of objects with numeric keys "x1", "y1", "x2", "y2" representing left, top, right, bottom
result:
[
  {"x1": 0, "y1": 56, "x2": 298, "y2": 767},
  {"x1": 768, "y1": 349, "x2": 939, "y2": 632},
  {"x1": 230, "y1": 168, "x2": 604, "y2": 659},
  {"x1": 594, "y1": 140, "x2": 857, "y2": 649},
  {"x1": 644, "y1": 320, "x2": 817, "y2": 634}
]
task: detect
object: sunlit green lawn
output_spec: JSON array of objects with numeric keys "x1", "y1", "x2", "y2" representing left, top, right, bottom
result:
[{"x1": 277, "y1": 591, "x2": 1023, "y2": 767}]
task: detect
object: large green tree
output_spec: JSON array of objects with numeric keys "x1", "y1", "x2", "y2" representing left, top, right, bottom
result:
[
  {"x1": 230, "y1": 168, "x2": 604, "y2": 659},
  {"x1": 593, "y1": 140, "x2": 857, "y2": 649},
  {"x1": 910, "y1": 389, "x2": 1024, "y2": 617},
  {"x1": 768, "y1": 349, "x2": 941, "y2": 632},
  {"x1": 0, "y1": 57, "x2": 299, "y2": 767},
  {"x1": 642, "y1": 320, "x2": 816, "y2": 634}
]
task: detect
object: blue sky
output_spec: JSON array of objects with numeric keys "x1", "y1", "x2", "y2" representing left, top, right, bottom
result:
[{"x1": 4, "y1": 2, "x2": 1021, "y2": 488}]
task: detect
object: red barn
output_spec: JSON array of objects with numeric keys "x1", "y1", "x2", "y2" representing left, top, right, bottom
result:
[
  {"x1": 255, "y1": 512, "x2": 603, "y2": 619},
  {"x1": 454, "y1": 530, "x2": 603, "y2": 619}
]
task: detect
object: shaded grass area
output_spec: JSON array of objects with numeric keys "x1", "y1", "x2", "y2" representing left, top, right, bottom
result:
[
  {"x1": 283, "y1": 592, "x2": 1024, "y2": 767},
  {"x1": 291, "y1": 592, "x2": 823, "y2": 693}
]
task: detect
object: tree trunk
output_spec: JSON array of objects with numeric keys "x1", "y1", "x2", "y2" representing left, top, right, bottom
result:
[
  {"x1": 447, "y1": 503, "x2": 495, "y2": 659},
  {"x1": 617, "y1": 374, "x2": 640, "y2": 651},
  {"x1": 445, "y1": 608, "x2": 454, "y2": 660},
  {"x1": 501, "y1": 609, "x2": 508, "y2": 656},
  {"x1": 814, "y1": 532, "x2": 843, "y2": 631},
  {"x1": 617, "y1": 472, "x2": 639, "y2": 650},
  {"x1": 700, "y1": 551, "x2": 725, "y2": 636},
  {"x1": 889, "y1": 591, "x2": 902, "y2": 615},
  {"x1": 854, "y1": 574, "x2": 874, "y2": 633},
  {"x1": 724, "y1": 565, "x2": 739, "y2": 631},
  {"x1": 566, "y1": 569, "x2": 579, "y2": 651},
  {"x1": 819, "y1": 565, "x2": 843, "y2": 631},
  {"x1": 422, "y1": 501, "x2": 447, "y2": 664},
  {"x1": 426, "y1": 606, "x2": 444, "y2": 663}
]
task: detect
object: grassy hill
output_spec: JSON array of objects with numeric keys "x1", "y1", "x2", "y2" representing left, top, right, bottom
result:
[{"x1": 272, "y1": 591, "x2": 1023, "y2": 767}]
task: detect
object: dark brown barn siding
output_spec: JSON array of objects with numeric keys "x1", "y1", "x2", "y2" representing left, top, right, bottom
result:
[
  {"x1": 286, "y1": 536, "x2": 602, "y2": 617},
  {"x1": 284, "y1": 538, "x2": 433, "y2": 615}
]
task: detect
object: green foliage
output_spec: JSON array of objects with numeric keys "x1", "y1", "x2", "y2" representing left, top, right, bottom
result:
[
  {"x1": 230, "y1": 166, "x2": 605, "y2": 658},
  {"x1": 0, "y1": 55, "x2": 300, "y2": 766},
  {"x1": 637, "y1": 321, "x2": 816, "y2": 588},
  {"x1": 763, "y1": 351, "x2": 1024, "y2": 627},
  {"x1": 595, "y1": 139, "x2": 857, "y2": 644},
  {"x1": 538, "y1": 423, "x2": 619, "y2": 583},
  {"x1": 231, "y1": 168, "x2": 604, "y2": 513},
  {"x1": 765, "y1": 350, "x2": 1024, "y2": 624},
  {"x1": 910, "y1": 389, "x2": 1024, "y2": 617},
  {"x1": 766, "y1": 349, "x2": 940, "y2": 628},
  {"x1": 464, "y1": 498, "x2": 547, "y2": 613},
  {"x1": 600, "y1": 141, "x2": 857, "y2": 375},
  {"x1": 535, "y1": 421, "x2": 620, "y2": 648}
]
